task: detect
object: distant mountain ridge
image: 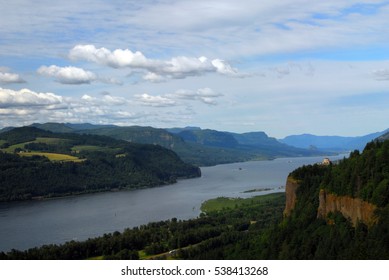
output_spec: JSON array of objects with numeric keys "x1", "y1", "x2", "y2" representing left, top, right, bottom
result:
[
  {"x1": 377, "y1": 131, "x2": 389, "y2": 141},
  {"x1": 1, "y1": 122, "x2": 326, "y2": 166},
  {"x1": 29, "y1": 122, "x2": 117, "y2": 133},
  {"x1": 5, "y1": 122, "x2": 384, "y2": 160},
  {"x1": 279, "y1": 129, "x2": 389, "y2": 152},
  {"x1": 172, "y1": 128, "x2": 318, "y2": 158}
]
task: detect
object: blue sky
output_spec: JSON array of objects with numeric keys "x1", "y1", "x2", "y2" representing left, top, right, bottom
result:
[{"x1": 1, "y1": 0, "x2": 389, "y2": 138}]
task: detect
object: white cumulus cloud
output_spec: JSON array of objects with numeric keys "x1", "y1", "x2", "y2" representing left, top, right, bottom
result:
[
  {"x1": 69, "y1": 44, "x2": 152, "y2": 69},
  {"x1": 81, "y1": 93, "x2": 128, "y2": 106},
  {"x1": 38, "y1": 65, "x2": 97, "y2": 84},
  {"x1": 0, "y1": 87, "x2": 63, "y2": 108},
  {"x1": 142, "y1": 72, "x2": 166, "y2": 83},
  {"x1": 68, "y1": 44, "x2": 245, "y2": 81},
  {"x1": 211, "y1": 59, "x2": 240, "y2": 76},
  {"x1": 0, "y1": 70, "x2": 26, "y2": 84},
  {"x1": 134, "y1": 93, "x2": 176, "y2": 107},
  {"x1": 161, "y1": 56, "x2": 214, "y2": 78}
]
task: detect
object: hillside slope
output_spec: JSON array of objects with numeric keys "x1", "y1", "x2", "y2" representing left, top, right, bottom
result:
[
  {"x1": 0, "y1": 127, "x2": 200, "y2": 201},
  {"x1": 21, "y1": 123, "x2": 326, "y2": 166}
]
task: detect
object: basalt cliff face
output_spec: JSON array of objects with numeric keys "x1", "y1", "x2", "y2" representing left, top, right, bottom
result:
[
  {"x1": 317, "y1": 189, "x2": 377, "y2": 226},
  {"x1": 283, "y1": 176, "x2": 300, "y2": 217},
  {"x1": 284, "y1": 176, "x2": 378, "y2": 226}
]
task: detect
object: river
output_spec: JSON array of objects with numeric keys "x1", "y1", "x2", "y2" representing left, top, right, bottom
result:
[{"x1": 0, "y1": 154, "x2": 347, "y2": 252}]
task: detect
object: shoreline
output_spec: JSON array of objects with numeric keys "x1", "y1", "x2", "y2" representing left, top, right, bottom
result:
[{"x1": 1, "y1": 192, "x2": 285, "y2": 254}]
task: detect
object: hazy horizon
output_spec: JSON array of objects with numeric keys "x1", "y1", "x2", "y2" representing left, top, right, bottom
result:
[{"x1": 1, "y1": 121, "x2": 387, "y2": 139}]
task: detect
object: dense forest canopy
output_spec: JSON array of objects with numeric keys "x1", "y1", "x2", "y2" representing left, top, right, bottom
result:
[{"x1": 321, "y1": 140, "x2": 389, "y2": 206}]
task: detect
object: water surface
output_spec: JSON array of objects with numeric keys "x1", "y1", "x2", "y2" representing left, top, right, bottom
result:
[{"x1": 0, "y1": 154, "x2": 347, "y2": 252}]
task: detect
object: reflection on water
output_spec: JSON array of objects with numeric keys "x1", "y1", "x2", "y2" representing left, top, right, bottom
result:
[{"x1": 0, "y1": 154, "x2": 347, "y2": 252}]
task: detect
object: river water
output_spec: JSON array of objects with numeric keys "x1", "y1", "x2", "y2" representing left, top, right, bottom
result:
[{"x1": 0, "y1": 154, "x2": 346, "y2": 252}]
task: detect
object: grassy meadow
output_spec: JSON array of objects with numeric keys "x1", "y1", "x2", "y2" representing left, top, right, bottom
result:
[
  {"x1": 19, "y1": 152, "x2": 85, "y2": 162},
  {"x1": 200, "y1": 192, "x2": 285, "y2": 213}
]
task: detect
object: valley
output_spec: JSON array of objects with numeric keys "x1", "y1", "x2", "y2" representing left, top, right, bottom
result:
[{"x1": 1, "y1": 122, "x2": 388, "y2": 260}]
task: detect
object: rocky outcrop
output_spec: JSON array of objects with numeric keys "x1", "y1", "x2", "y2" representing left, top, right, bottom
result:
[
  {"x1": 317, "y1": 189, "x2": 377, "y2": 226},
  {"x1": 283, "y1": 176, "x2": 300, "y2": 216},
  {"x1": 284, "y1": 176, "x2": 378, "y2": 226}
]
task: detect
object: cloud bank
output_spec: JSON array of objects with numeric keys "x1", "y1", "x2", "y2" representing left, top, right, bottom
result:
[
  {"x1": 69, "y1": 44, "x2": 244, "y2": 81},
  {"x1": 37, "y1": 65, "x2": 123, "y2": 85},
  {"x1": 0, "y1": 86, "x2": 222, "y2": 128},
  {"x1": 135, "y1": 87, "x2": 223, "y2": 107},
  {"x1": 169, "y1": 88, "x2": 224, "y2": 105},
  {"x1": 135, "y1": 93, "x2": 177, "y2": 107},
  {"x1": 0, "y1": 87, "x2": 63, "y2": 108},
  {"x1": 0, "y1": 87, "x2": 139, "y2": 126}
]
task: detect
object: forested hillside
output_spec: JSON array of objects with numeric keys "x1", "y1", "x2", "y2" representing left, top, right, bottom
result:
[
  {"x1": 0, "y1": 127, "x2": 200, "y2": 201},
  {"x1": 235, "y1": 140, "x2": 389, "y2": 259},
  {"x1": 321, "y1": 141, "x2": 389, "y2": 206},
  {"x1": 178, "y1": 140, "x2": 389, "y2": 259}
]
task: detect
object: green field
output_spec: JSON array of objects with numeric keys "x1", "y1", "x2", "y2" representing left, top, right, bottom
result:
[
  {"x1": 2, "y1": 143, "x2": 31, "y2": 153},
  {"x1": 71, "y1": 145, "x2": 119, "y2": 154},
  {"x1": 0, "y1": 137, "x2": 84, "y2": 162},
  {"x1": 19, "y1": 152, "x2": 85, "y2": 162},
  {"x1": 200, "y1": 192, "x2": 285, "y2": 213},
  {"x1": 0, "y1": 137, "x2": 71, "y2": 153},
  {"x1": 34, "y1": 137, "x2": 71, "y2": 145},
  {"x1": 0, "y1": 137, "x2": 107, "y2": 162}
]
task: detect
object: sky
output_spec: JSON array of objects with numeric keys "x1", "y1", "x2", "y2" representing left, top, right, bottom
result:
[{"x1": 1, "y1": 0, "x2": 389, "y2": 138}]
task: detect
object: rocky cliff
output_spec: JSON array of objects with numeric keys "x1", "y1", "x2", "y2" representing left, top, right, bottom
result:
[
  {"x1": 317, "y1": 189, "x2": 377, "y2": 226},
  {"x1": 284, "y1": 176, "x2": 378, "y2": 226},
  {"x1": 283, "y1": 176, "x2": 300, "y2": 216}
]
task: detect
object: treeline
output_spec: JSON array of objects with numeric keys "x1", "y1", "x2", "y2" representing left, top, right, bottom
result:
[
  {"x1": 0, "y1": 126, "x2": 137, "y2": 153},
  {"x1": 321, "y1": 140, "x2": 389, "y2": 206},
  {"x1": 0, "y1": 127, "x2": 200, "y2": 201},
  {"x1": 0, "y1": 193, "x2": 285, "y2": 260}
]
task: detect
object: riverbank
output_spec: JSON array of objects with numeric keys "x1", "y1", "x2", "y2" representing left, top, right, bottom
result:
[
  {"x1": 1, "y1": 192, "x2": 286, "y2": 259},
  {"x1": 200, "y1": 193, "x2": 285, "y2": 213}
]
